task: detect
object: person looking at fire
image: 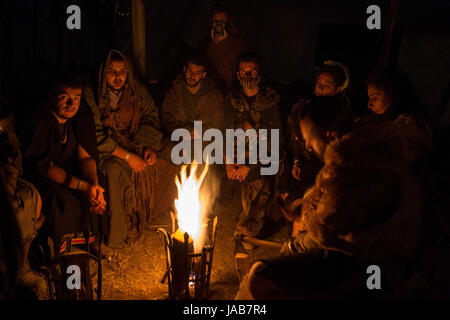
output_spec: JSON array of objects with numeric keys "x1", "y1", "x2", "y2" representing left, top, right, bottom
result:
[
  {"x1": 223, "y1": 52, "x2": 284, "y2": 245},
  {"x1": 21, "y1": 76, "x2": 106, "y2": 259},
  {"x1": 287, "y1": 61, "x2": 351, "y2": 189},
  {"x1": 365, "y1": 70, "x2": 431, "y2": 136},
  {"x1": 281, "y1": 61, "x2": 352, "y2": 236},
  {"x1": 84, "y1": 50, "x2": 163, "y2": 251},
  {"x1": 236, "y1": 94, "x2": 431, "y2": 299},
  {"x1": 161, "y1": 55, "x2": 224, "y2": 140}
]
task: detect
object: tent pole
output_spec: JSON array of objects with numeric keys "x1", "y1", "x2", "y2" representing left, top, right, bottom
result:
[
  {"x1": 131, "y1": 0, "x2": 147, "y2": 80},
  {"x1": 379, "y1": 0, "x2": 400, "y2": 70}
]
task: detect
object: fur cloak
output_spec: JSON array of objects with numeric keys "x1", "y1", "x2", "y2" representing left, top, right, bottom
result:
[{"x1": 297, "y1": 118, "x2": 431, "y2": 283}]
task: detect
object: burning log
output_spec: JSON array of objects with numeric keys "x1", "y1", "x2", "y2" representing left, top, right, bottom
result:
[
  {"x1": 235, "y1": 235, "x2": 283, "y2": 281},
  {"x1": 242, "y1": 236, "x2": 283, "y2": 249},
  {"x1": 157, "y1": 163, "x2": 218, "y2": 300},
  {"x1": 158, "y1": 216, "x2": 217, "y2": 300},
  {"x1": 171, "y1": 230, "x2": 194, "y2": 298}
]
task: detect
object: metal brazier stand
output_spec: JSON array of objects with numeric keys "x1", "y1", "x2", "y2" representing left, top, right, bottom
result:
[{"x1": 158, "y1": 212, "x2": 218, "y2": 300}]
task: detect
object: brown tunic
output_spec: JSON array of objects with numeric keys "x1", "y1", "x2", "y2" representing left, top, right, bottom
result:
[
  {"x1": 102, "y1": 87, "x2": 156, "y2": 236},
  {"x1": 198, "y1": 33, "x2": 248, "y2": 97}
]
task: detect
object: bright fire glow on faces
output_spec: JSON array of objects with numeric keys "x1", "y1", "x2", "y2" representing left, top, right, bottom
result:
[
  {"x1": 175, "y1": 163, "x2": 209, "y2": 251},
  {"x1": 300, "y1": 118, "x2": 328, "y2": 160},
  {"x1": 184, "y1": 63, "x2": 206, "y2": 88},
  {"x1": 315, "y1": 72, "x2": 338, "y2": 97},
  {"x1": 53, "y1": 87, "x2": 81, "y2": 123},
  {"x1": 367, "y1": 84, "x2": 390, "y2": 115},
  {"x1": 106, "y1": 60, "x2": 128, "y2": 91}
]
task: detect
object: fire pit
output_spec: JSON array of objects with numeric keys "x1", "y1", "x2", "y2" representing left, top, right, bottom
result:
[{"x1": 157, "y1": 164, "x2": 218, "y2": 300}]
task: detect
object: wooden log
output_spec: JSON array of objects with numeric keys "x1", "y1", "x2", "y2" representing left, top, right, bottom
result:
[
  {"x1": 235, "y1": 237, "x2": 283, "y2": 281},
  {"x1": 242, "y1": 236, "x2": 283, "y2": 249},
  {"x1": 171, "y1": 229, "x2": 193, "y2": 298},
  {"x1": 146, "y1": 224, "x2": 169, "y2": 230},
  {"x1": 235, "y1": 252, "x2": 251, "y2": 283}
]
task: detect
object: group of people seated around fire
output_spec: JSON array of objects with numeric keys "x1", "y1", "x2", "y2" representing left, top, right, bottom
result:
[{"x1": 0, "y1": 2, "x2": 433, "y2": 300}]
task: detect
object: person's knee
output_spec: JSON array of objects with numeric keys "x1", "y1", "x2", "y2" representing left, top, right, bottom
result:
[
  {"x1": 36, "y1": 192, "x2": 42, "y2": 220},
  {"x1": 235, "y1": 261, "x2": 266, "y2": 300},
  {"x1": 101, "y1": 157, "x2": 121, "y2": 172},
  {"x1": 248, "y1": 262, "x2": 269, "y2": 296},
  {"x1": 101, "y1": 157, "x2": 129, "y2": 179},
  {"x1": 247, "y1": 261, "x2": 284, "y2": 299},
  {"x1": 34, "y1": 192, "x2": 45, "y2": 231}
]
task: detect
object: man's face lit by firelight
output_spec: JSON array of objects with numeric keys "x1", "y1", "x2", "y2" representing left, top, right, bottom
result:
[
  {"x1": 237, "y1": 61, "x2": 261, "y2": 91},
  {"x1": 53, "y1": 86, "x2": 81, "y2": 122},
  {"x1": 315, "y1": 72, "x2": 338, "y2": 97},
  {"x1": 300, "y1": 118, "x2": 328, "y2": 160},
  {"x1": 184, "y1": 63, "x2": 206, "y2": 88},
  {"x1": 106, "y1": 60, "x2": 128, "y2": 92}
]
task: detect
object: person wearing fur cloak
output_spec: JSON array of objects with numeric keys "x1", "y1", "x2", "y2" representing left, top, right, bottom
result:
[{"x1": 235, "y1": 96, "x2": 431, "y2": 299}]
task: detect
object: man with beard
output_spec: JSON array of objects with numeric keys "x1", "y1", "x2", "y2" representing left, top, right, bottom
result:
[
  {"x1": 224, "y1": 52, "x2": 284, "y2": 249},
  {"x1": 235, "y1": 96, "x2": 430, "y2": 299},
  {"x1": 84, "y1": 50, "x2": 164, "y2": 251},
  {"x1": 22, "y1": 77, "x2": 106, "y2": 258},
  {"x1": 161, "y1": 55, "x2": 224, "y2": 138},
  {"x1": 197, "y1": 2, "x2": 248, "y2": 97}
]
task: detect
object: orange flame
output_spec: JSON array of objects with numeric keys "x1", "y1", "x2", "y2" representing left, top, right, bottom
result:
[{"x1": 174, "y1": 163, "x2": 209, "y2": 251}]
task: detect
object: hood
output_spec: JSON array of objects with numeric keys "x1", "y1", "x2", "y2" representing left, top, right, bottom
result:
[{"x1": 97, "y1": 50, "x2": 138, "y2": 104}]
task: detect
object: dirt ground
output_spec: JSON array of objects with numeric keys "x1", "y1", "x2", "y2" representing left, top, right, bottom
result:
[
  {"x1": 32, "y1": 147, "x2": 450, "y2": 300},
  {"x1": 91, "y1": 185, "x2": 289, "y2": 300},
  {"x1": 89, "y1": 174, "x2": 450, "y2": 301}
]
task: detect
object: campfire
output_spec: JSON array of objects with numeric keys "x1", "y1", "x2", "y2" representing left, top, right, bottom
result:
[{"x1": 158, "y1": 163, "x2": 218, "y2": 300}]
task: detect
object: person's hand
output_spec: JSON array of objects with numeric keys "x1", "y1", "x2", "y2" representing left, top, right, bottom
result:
[
  {"x1": 143, "y1": 147, "x2": 157, "y2": 165},
  {"x1": 280, "y1": 240, "x2": 292, "y2": 256},
  {"x1": 126, "y1": 153, "x2": 147, "y2": 172},
  {"x1": 81, "y1": 183, "x2": 106, "y2": 214},
  {"x1": 90, "y1": 204, "x2": 105, "y2": 215},
  {"x1": 233, "y1": 165, "x2": 250, "y2": 182},
  {"x1": 226, "y1": 164, "x2": 238, "y2": 180},
  {"x1": 280, "y1": 198, "x2": 303, "y2": 223},
  {"x1": 292, "y1": 165, "x2": 301, "y2": 180}
]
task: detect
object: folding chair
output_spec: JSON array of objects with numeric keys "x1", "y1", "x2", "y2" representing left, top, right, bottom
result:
[{"x1": 39, "y1": 231, "x2": 103, "y2": 300}]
